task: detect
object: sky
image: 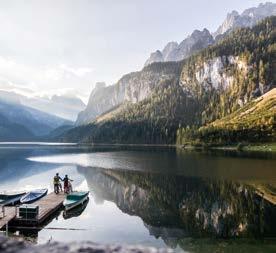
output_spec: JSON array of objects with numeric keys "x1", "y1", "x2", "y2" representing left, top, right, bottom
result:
[{"x1": 0, "y1": 0, "x2": 271, "y2": 102}]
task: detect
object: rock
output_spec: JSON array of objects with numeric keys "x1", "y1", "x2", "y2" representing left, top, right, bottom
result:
[
  {"x1": 166, "y1": 29, "x2": 214, "y2": 62},
  {"x1": 0, "y1": 236, "x2": 173, "y2": 253},
  {"x1": 213, "y1": 2, "x2": 276, "y2": 38},
  {"x1": 145, "y1": 2, "x2": 276, "y2": 66},
  {"x1": 162, "y1": 42, "x2": 178, "y2": 61},
  {"x1": 76, "y1": 62, "x2": 181, "y2": 125},
  {"x1": 144, "y1": 28, "x2": 214, "y2": 66},
  {"x1": 144, "y1": 50, "x2": 164, "y2": 66},
  {"x1": 180, "y1": 55, "x2": 247, "y2": 96}
]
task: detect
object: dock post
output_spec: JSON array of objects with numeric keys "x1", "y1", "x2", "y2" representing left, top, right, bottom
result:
[
  {"x1": 1, "y1": 205, "x2": 5, "y2": 217},
  {"x1": 5, "y1": 222, "x2": 8, "y2": 237}
]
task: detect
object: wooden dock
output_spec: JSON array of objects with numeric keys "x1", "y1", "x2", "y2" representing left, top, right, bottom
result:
[
  {"x1": 15, "y1": 192, "x2": 65, "y2": 225},
  {"x1": 0, "y1": 206, "x2": 17, "y2": 229},
  {"x1": 0, "y1": 192, "x2": 65, "y2": 229}
]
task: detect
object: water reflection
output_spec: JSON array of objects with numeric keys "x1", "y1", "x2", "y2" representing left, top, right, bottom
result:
[
  {"x1": 63, "y1": 198, "x2": 89, "y2": 220},
  {"x1": 78, "y1": 166, "x2": 276, "y2": 238},
  {"x1": 1, "y1": 145, "x2": 276, "y2": 252}
]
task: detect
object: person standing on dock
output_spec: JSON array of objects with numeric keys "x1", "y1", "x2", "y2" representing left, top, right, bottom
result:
[
  {"x1": 64, "y1": 175, "x2": 73, "y2": 194},
  {"x1": 53, "y1": 173, "x2": 63, "y2": 194}
]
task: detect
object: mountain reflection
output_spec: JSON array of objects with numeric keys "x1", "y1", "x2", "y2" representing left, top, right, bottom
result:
[
  {"x1": 1, "y1": 145, "x2": 276, "y2": 251},
  {"x1": 78, "y1": 165, "x2": 276, "y2": 240}
]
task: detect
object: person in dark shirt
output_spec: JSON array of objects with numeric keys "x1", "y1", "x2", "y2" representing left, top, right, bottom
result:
[{"x1": 63, "y1": 175, "x2": 73, "y2": 193}]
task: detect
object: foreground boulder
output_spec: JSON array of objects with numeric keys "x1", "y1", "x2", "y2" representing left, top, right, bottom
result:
[{"x1": 0, "y1": 236, "x2": 172, "y2": 253}]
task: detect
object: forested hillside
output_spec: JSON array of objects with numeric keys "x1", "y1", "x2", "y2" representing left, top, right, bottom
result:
[
  {"x1": 180, "y1": 16, "x2": 275, "y2": 124},
  {"x1": 62, "y1": 17, "x2": 276, "y2": 145},
  {"x1": 177, "y1": 88, "x2": 275, "y2": 145},
  {"x1": 76, "y1": 61, "x2": 183, "y2": 125}
]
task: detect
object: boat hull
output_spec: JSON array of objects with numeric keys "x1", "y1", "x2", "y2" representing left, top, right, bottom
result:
[
  {"x1": 20, "y1": 189, "x2": 48, "y2": 204},
  {"x1": 63, "y1": 198, "x2": 89, "y2": 219},
  {"x1": 63, "y1": 191, "x2": 89, "y2": 211},
  {"x1": 0, "y1": 192, "x2": 26, "y2": 206}
]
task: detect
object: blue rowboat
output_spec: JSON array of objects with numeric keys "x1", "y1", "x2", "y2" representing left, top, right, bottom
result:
[
  {"x1": 0, "y1": 191, "x2": 26, "y2": 206},
  {"x1": 20, "y1": 189, "x2": 48, "y2": 204},
  {"x1": 63, "y1": 191, "x2": 89, "y2": 211}
]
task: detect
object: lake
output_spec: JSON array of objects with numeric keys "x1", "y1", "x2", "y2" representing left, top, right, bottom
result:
[{"x1": 0, "y1": 143, "x2": 276, "y2": 253}]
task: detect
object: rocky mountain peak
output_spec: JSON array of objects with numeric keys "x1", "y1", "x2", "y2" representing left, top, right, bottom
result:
[
  {"x1": 190, "y1": 28, "x2": 210, "y2": 38},
  {"x1": 227, "y1": 10, "x2": 239, "y2": 18},
  {"x1": 145, "y1": 2, "x2": 276, "y2": 66},
  {"x1": 90, "y1": 82, "x2": 106, "y2": 96},
  {"x1": 162, "y1": 42, "x2": 178, "y2": 61},
  {"x1": 213, "y1": 2, "x2": 276, "y2": 38},
  {"x1": 94, "y1": 82, "x2": 106, "y2": 90},
  {"x1": 144, "y1": 50, "x2": 164, "y2": 66},
  {"x1": 144, "y1": 28, "x2": 214, "y2": 66},
  {"x1": 242, "y1": 2, "x2": 276, "y2": 17}
]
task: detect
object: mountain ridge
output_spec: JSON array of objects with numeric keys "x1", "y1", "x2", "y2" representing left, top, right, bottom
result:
[
  {"x1": 144, "y1": 2, "x2": 276, "y2": 66},
  {"x1": 144, "y1": 28, "x2": 214, "y2": 66},
  {"x1": 76, "y1": 2, "x2": 276, "y2": 127},
  {"x1": 62, "y1": 16, "x2": 276, "y2": 145},
  {"x1": 0, "y1": 97, "x2": 73, "y2": 140},
  {"x1": 0, "y1": 90, "x2": 85, "y2": 121}
]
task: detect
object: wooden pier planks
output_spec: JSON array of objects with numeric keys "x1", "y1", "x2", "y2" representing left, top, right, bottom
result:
[
  {"x1": 16, "y1": 192, "x2": 65, "y2": 225},
  {"x1": 35, "y1": 192, "x2": 65, "y2": 224},
  {"x1": 0, "y1": 192, "x2": 65, "y2": 229},
  {"x1": 0, "y1": 206, "x2": 17, "y2": 229}
]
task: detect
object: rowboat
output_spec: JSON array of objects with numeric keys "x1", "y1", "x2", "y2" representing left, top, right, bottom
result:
[
  {"x1": 63, "y1": 191, "x2": 89, "y2": 211},
  {"x1": 0, "y1": 191, "x2": 26, "y2": 206},
  {"x1": 20, "y1": 189, "x2": 48, "y2": 204},
  {"x1": 63, "y1": 198, "x2": 89, "y2": 219}
]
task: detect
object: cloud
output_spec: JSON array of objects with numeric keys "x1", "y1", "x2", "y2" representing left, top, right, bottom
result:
[
  {"x1": 0, "y1": 56, "x2": 94, "y2": 99},
  {"x1": 44, "y1": 64, "x2": 94, "y2": 81},
  {"x1": 0, "y1": 76, "x2": 36, "y2": 98},
  {"x1": 59, "y1": 64, "x2": 94, "y2": 77}
]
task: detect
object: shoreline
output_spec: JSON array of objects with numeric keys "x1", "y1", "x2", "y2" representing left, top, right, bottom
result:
[
  {"x1": 179, "y1": 142, "x2": 276, "y2": 153},
  {"x1": 75, "y1": 142, "x2": 276, "y2": 153},
  {"x1": 0, "y1": 141, "x2": 275, "y2": 153}
]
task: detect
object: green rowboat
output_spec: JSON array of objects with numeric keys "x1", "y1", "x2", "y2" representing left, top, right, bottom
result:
[{"x1": 63, "y1": 191, "x2": 89, "y2": 211}]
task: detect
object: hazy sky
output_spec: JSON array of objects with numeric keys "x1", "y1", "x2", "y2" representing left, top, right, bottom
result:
[{"x1": 0, "y1": 0, "x2": 270, "y2": 101}]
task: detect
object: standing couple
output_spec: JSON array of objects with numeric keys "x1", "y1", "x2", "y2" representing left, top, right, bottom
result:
[{"x1": 53, "y1": 173, "x2": 73, "y2": 194}]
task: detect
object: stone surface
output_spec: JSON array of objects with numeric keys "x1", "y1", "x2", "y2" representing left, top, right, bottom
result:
[{"x1": 0, "y1": 236, "x2": 172, "y2": 253}]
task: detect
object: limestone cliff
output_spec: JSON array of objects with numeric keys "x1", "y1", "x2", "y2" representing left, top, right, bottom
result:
[{"x1": 76, "y1": 62, "x2": 182, "y2": 125}]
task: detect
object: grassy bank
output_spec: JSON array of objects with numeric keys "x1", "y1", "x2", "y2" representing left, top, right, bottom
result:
[
  {"x1": 179, "y1": 142, "x2": 276, "y2": 153},
  {"x1": 241, "y1": 143, "x2": 276, "y2": 152}
]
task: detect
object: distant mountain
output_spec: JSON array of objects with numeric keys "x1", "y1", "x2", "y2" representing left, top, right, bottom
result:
[
  {"x1": 75, "y1": 62, "x2": 182, "y2": 125},
  {"x1": 0, "y1": 90, "x2": 85, "y2": 121},
  {"x1": 76, "y1": 3, "x2": 276, "y2": 127},
  {"x1": 144, "y1": 2, "x2": 276, "y2": 66},
  {"x1": 0, "y1": 112, "x2": 34, "y2": 141},
  {"x1": 44, "y1": 95, "x2": 86, "y2": 121},
  {"x1": 76, "y1": 82, "x2": 111, "y2": 124},
  {"x1": 0, "y1": 98, "x2": 72, "y2": 141},
  {"x1": 144, "y1": 29, "x2": 214, "y2": 66},
  {"x1": 213, "y1": 2, "x2": 276, "y2": 38},
  {"x1": 144, "y1": 50, "x2": 164, "y2": 66},
  {"x1": 46, "y1": 124, "x2": 74, "y2": 140},
  {"x1": 63, "y1": 17, "x2": 276, "y2": 144}
]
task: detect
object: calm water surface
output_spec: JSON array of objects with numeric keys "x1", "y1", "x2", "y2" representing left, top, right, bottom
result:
[{"x1": 0, "y1": 143, "x2": 276, "y2": 253}]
